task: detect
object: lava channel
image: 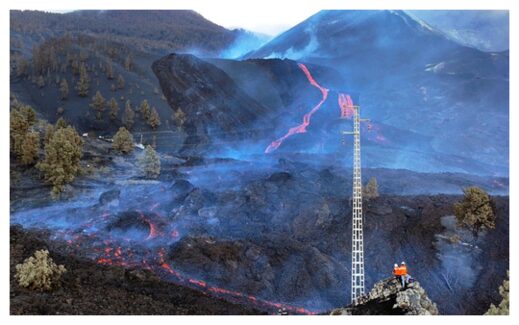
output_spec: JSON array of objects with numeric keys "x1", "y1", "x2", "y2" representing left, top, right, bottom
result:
[{"x1": 265, "y1": 63, "x2": 329, "y2": 153}]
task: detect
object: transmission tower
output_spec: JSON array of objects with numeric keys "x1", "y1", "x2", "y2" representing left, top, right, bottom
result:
[{"x1": 341, "y1": 100, "x2": 369, "y2": 305}]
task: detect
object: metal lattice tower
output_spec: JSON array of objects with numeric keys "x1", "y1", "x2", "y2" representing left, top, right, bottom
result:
[{"x1": 341, "y1": 103, "x2": 368, "y2": 305}]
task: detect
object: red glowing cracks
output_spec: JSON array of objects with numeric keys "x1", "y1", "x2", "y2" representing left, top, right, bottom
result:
[
  {"x1": 265, "y1": 63, "x2": 329, "y2": 153},
  {"x1": 338, "y1": 93, "x2": 355, "y2": 119}
]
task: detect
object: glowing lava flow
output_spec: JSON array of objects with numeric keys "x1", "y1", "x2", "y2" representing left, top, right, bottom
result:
[
  {"x1": 338, "y1": 93, "x2": 355, "y2": 119},
  {"x1": 265, "y1": 63, "x2": 329, "y2": 153},
  {"x1": 33, "y1": 204, "x2": 321, "y2": 315}
]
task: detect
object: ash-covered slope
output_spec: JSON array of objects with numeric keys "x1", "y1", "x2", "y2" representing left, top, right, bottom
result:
[
  {"x1": 331, "y1": 278, "x2": 439, "y2": 315},
  {"x1": 152, "y1": 53, "x2": 276, "y2": 153}
]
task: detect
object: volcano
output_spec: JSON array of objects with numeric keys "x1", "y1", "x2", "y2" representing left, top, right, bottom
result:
[
  {"x1": 243, "y1": 10, "x2": 509, "y2": 176},
  {"x1": 10, "y1": 9, "x2": 509, "y2": 316}
]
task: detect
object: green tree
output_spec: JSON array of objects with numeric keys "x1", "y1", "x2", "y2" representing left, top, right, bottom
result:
[
  {"x1": 36, "y1": 75, "x2": 45, "y2": 88},
  {"x1": 485, "y1": 271, "x2": 509, "y2": 315},
  {"x1": 172, "y1": 108, "x2": 186, "y2": 127},
  {"x1": 138, "y1": 145, "x2": 160, "y2": 179},
  {"x1": 454, "y1": 186, "x2": 495, "y2": 237},
  {"x1": 20, "y1": 105, "x2": 37, "y2": 125},
  {"x1": 112, "y1": 127, "x2": 134, "y2": 154},
  {"x1": 55, "y1": 117, "x2": 68, "y2": 129},
  {"x1": 10, "y1": 105, "x2": 37, "y2": 162},
  {"x1": 122, "y1": 100, "x2": 135, "y2": 130},
  {"x1": 90, "y1": 91, "x2": 106, "y2": 120},
  {"x1": 43, "y1": 122, "x2": 55, "y2": 145},
  {"x1": 37, "y1": 126, "x2": 83, "y2": 197},
  {"x1": 59, "y1": 79, "x2": 69, "y2": 100},
  {"x1": 75, "y1": 63, "x2": 90, "y2": 97},
  {"x1": 124, "y1": 54, "x2": 133, "y2": 71},
  {"x1": 106, "y1": 61, "x2": 114, "y2": 79},
  {"x1": 19, "y1": 131, "x2": 39, "y2": 165},
  {"x1": 363, "y1": 177, "x2": 379, "y2": 200},
  {"x1": 108, "y1": 97, "x2": 119, "y2": 120},
  {"x1": 148, "y1": 107, "x2": 161, "y2": 130},
  {"x1": 140, "y1": 99, "x2": 151, "y2": 121},
  {"x1": 117, "y1": 74, "x2": 125, "y2": 89}
]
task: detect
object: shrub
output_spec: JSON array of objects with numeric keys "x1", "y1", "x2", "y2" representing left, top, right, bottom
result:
[
  {"x1": 485, "y1": 271, "x2": 509, "y2": 315},
  {"x1": 15, "y1": 249, "x2": 66, "y2": 291},
  {"x1": 363, "y1": 177, "x2": 379, "y2": 200},
  {"x1": 112, "y1": 127, "x2": 134, "y2": 154}
]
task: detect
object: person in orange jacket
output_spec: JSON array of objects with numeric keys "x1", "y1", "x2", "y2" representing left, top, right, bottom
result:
[
  {"x1": 400, "y1": 261, "x2": 409, "y2": 288},
  {"x1": 393, "y1": 263, "x2": 402, "y2": 283}
]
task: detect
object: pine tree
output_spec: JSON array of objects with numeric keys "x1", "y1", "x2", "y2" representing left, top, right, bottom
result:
[
  {"x1": 20, "y1": 105, "x2": 37, "y2": 125},
  {"x1": 112, "y1": 127, "x2": 134, "y2": 154},
  {"x1": 138, "y1": 145, "x2": 160, "y2": 179},
  {"x1": 173, "y1": 108, "x2": 186, "y2": 126},
  {"x1": 139, "y1": 99, "x2": 151, "y2": 121},
  {"x1": 363, "y1": 177, "x2": 379, "y2": 200},
  {"x1": 454, "y1": 186, "x2": 495, "y2": 237},
  {"x1": 10, "y1": 105, "x2": 37, "y2": 161},
  {"x1": 75, "y1": 63, "x2": 90, "y2": 97},
  {"x1": 109, "y1": 97, "x2": 119, "y2": 120},
  {"x1": 148, "y1": 107, "x2": 161, "y2": 130},
  {"x1": 36, "y1": 75, "x2": 45, "y2": 88},
  {"x1": 122, "y1": 100, "x2": 135, "y2": 130},
  {"x1": 37, "y1": 126, "x2": 83, "y2": 197},
  {"x1": 59, "y1": 79, "x2": 69, "y2": 100},
  {"x1": 124, "y1": 54, "x2": 133, "y2": 71},
  {"x1": 117, "y1": 74, "x2": 125, "y2": 89},
  {"x1": 106, "y1": 61, "x2": 114, "y2": 79},
  {"x1": 55, "y1": 117, "x2": 68, "y2": 129},
  {"x1": 43, "y1": 122, "x2": 55, "y2": 145},
  {"x1": 485, "y1": 271, "x2": 509, "y2": 315},
  {"x1": 90, "y1": 91, "x2": 106, "y2": 120},
  {"x1": 19, "y1": 131, "x2": 39, "y2": 165}
]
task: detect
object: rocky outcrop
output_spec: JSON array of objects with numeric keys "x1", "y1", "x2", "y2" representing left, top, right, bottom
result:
[{"x1": 331, "y1": 278, "x2": 439, "y2": 315}]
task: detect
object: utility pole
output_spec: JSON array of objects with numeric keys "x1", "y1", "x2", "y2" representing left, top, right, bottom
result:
[{"x1": 340, "y1": 97, "x2": 369, "y2": 305}]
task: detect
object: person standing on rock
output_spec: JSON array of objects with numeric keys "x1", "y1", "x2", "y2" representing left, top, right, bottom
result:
[
  {"x1": 400, "y1": 262, "x2": 409, "y2": 288},
  {"x1": 393, "y1": 263, "x2": 402, "y2": 284}
]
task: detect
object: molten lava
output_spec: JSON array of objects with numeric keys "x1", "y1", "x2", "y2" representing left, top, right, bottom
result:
[
  {"x1": 338, "y1": 93, "x2": 355, "y2": 119},
  {"x1": 265, "y1": 63, "x2": 329, "y2": 153}
]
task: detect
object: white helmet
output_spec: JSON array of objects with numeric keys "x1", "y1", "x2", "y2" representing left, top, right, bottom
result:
[
  {"x1": 401, "y1": 261, "x2": 406, "y2": 265},
  {"x1": 394, "y1": 264, "x2": 398, "y2": 268}
]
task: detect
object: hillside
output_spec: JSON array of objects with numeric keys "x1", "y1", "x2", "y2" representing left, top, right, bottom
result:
[{"x1": 10, "y1": 10, "x2": 236, "y2": 55}]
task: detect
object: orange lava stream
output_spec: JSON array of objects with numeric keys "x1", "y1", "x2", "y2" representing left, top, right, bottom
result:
[{"x1": 265, "y1": 63, "x2": 329, "y2": 153}]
